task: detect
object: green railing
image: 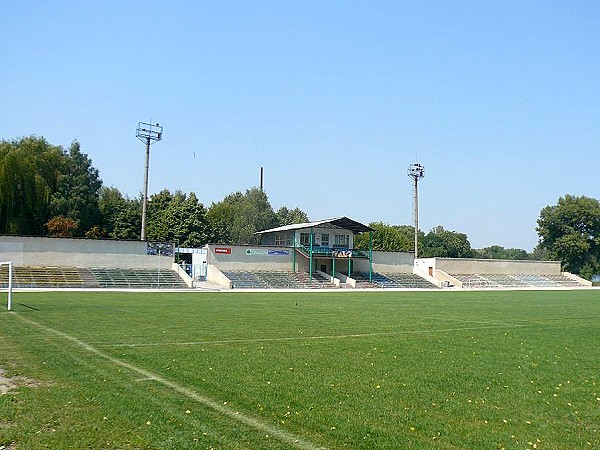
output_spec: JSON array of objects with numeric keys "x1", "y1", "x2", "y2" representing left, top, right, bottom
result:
[{"x1": 296, "y1": 245, "x2": 368, "y2": 259}]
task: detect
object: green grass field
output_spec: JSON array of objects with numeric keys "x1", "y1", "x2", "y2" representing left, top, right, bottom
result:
[{"x1": 1, "y1": 290, "x2": 599, "y2": 449}]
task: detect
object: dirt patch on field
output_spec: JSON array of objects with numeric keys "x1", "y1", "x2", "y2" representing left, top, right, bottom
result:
[{"x1": 0, "y1": 367, "x2": 38, "y2": 395}]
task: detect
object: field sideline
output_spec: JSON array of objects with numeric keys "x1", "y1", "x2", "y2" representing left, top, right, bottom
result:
[{"x1": 1, "y1": 290, "x2": 599, "y2": 449}]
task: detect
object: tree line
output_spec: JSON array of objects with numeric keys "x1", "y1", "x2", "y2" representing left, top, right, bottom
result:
[
  {"x1": 1, "y1": 136, "x2": 598, "y2": 278},
  {"x1": 0, "y1": 136, "x2": 307, "y2": 247}
]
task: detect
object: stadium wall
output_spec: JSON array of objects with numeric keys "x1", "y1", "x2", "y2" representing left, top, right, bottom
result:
[
  {"x1": 207, "y1": 244, "x2": 293, "y2": 271},
  {"x1": 358, "y1": 251, "x2": 414, "y2": 274},
  {"x1": 415, "y1": 257, "x2": 562, "y2": 276},
  {"x1": 0, "y1": 236, "x2": 173, "y2": 269}
]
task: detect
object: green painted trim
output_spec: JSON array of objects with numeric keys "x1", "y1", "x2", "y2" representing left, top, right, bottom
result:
[
  {"x1": 309, "y1": 227, "x2": 314, "y2": 281},
  {"x1": 292, "y1": 233, "x2": 296, "y2": 272},
  {"x1": 332, "y1": 255, "x2": 336, "y2": 279},
  {"x1": 369, "y1": 231, "x2": 373, "y2": 282}
]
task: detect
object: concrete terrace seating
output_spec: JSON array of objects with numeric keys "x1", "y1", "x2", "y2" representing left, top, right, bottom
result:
[
  {"x1": 482, "y1": 274, "x2": 528, "y2": 288},
  {"x1": 222, "y1": 271, "x2": 270, "y2": 289},
  {"x1": 350, "y1": 272, "x2": 381, "y2": 289},
  {"x1": 351, "y1": 272, "x2": 438, "y2": 289},
  {"x1": 453, "y1": 273, "x2": 588, "y2": 289},
  {"x1": 543, "y1": 274, "x2": 586, "y2": 287},
  {"x1": 254, "y1": 271, "x2": 331, "y2": 289},
  {"x1": 0, "y1": 266, "x2": 98, "y2": 288},
  {"x1": 383, "y1": 273, "x2": 439, "y2": 289},
  {"x1": 223, "y1": 270, "x2": 335, "y2": 289},
  {"x1": 453, "y1": 274, "x2": 497, "y2": 289},
  {"x1": 89, "y1": 268, "x2": 188, "y2": 289},
  {"x1": 0, "y1": 266, "x2": 188, "y2": 289}
]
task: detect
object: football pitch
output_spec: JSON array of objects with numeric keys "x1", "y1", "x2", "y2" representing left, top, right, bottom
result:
[{"x1": 1, "y1": 290, "x2": 599, "y2": 449}]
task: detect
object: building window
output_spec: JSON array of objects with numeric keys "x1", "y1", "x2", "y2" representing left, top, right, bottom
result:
[
  {"x1": 321, "y1": 234, "x2": 329, "y2": 247},
  {"x1": 300, "y1": 232, "x2": 311, "y2": 246},
  {"x1": 334, "y1": 234, "x2": 349, "y2": 248},
  {"x1": 274, "y1": 233, "x2": 291, "y2": 246}
]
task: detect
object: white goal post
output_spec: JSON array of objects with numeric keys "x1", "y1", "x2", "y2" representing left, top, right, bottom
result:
[{"x1": 1, "y1": 261, "x2": 13, "y2": 311}]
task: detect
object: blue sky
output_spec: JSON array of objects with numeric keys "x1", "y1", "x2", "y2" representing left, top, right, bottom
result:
[{"x1": 2, "y1": 1, "x2": 598, "y2": 250}]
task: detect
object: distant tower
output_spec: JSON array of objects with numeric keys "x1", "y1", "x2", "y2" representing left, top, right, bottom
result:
[
  {"x1": 136, "y1": 122, "x2": 163, "y2": 241},
  {"x1": 407, "y1": 163, "x2": 425, "y2": 258},
  {"x1": 260, "y1": 166, "x2": 264, "y2": 191}
]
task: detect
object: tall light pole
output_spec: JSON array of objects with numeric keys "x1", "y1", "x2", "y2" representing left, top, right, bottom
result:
[
  {"x1": 407, "y1": 162, "x2": 425, "y2": 258},
  {"x1": 136, "y1": 122, "x2": 163, "y2": 241}
]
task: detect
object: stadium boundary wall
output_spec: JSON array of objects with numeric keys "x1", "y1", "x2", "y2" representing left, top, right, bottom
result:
[
  {"x1": 0, "y1": 236, "x2": 173, "y2": 269},
  {"x1": 207, "y1": 244, "x2": 293, "y2": 271},
  {"x1": 354, "y1": 251, "x2": 414, "y2": 274},
  {"x1": 414, "y1": 257, "x2": 562, "y2": 276}
]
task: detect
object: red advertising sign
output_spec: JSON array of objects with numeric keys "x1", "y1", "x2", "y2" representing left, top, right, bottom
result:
[{"x1": 214, "y1": 247, "x2": 232, "y2": 255}]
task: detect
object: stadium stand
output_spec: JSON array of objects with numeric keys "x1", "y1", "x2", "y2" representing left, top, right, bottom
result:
[
  {"x1": 453, "y1": 274, "x2": 497, "y2": 289},
  {"x1": 222, "y1": 270, "x2": 335, "y2": 289},
  {"x1": 352, "y1": 272, "x2": 439, "y2": 289},
  {"x1": 0, "y1": 266, "x2": 97, "y2": 289},
  {"x1": 0, "y1": 266, "x2": 188, "y2": 289},
  {"x1": 351, "y1": 272, "x2": 381, "y2": 289},
  {"x1": 453, "y1": 273, "x2": 588, "y2": 289},
  {"x1": 89, "y1": 268, "x2": 188, "y2": 289},
  {"x1": 383, "y1": 273, "x2": 440, "y2": 289},
  {"x1": 222, "y1": 271, "x2": 270, "y2": 289}
]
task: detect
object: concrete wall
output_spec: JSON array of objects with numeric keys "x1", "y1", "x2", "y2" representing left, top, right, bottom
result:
[
  {"x1": 207, "y1": 264, "x2": 233, "y2": 289},
  {"x1": 416, "y1": 257, "x2": 562, "y2": 276},
  {"x1": 0, "y1": 236, "x2": 173, "y2": 269},
  {"x1": 371, "y1": 251, "x2": 414, "y2": 274},
  {"x1": 207, "y1": 244, "x2": 294, "y2": 271}
]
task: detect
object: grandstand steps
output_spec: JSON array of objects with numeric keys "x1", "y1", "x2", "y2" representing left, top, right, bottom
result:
[
  {"x1": 352, "y1": 272, "x2": 439, "y2": 289},
  {"x1": 88, "y1": 268, "x2": 189, "y2": 289},
  {"x1": 0, "y1": 266, "x2": 188, "y2": 289},
  {"x1": 222, "y1": 270, "x2": 337, "y2": 289},
  {"x1": 453, "y1": 273, "x2": 589, "y2": 289}
]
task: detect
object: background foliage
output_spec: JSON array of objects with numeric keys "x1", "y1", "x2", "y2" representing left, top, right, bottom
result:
[{"x1": 1, "y1": 135, "x2": 598, "y2": 278}]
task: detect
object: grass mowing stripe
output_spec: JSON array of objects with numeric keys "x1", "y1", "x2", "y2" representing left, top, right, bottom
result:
[
  {"x1": 13, "y1": 312, "x2": 329, "y2": 450},
  {"x1": 104, "y1": 323, "x2": 527, "y2": 348}
]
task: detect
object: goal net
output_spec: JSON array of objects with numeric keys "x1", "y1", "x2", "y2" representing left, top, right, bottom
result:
[{"x1": 0, "y1": 261, "x2": 13, "y2": 311}]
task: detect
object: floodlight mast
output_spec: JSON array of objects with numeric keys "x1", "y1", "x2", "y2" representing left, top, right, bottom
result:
[
  {"x1": 407, "y1": 163, "x2": 425, "y2": 258},
  {"x1": 136, "y1": 122, "x2": 163, "y2": 241}
]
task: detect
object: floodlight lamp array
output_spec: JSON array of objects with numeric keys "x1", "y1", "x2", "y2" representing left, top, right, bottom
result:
[
  {"x1": 136, "y1": 122, "x2": 163, "y2": 143},
  {"x1": 407, "y1": 163, "x2": 425, "y2": 180}
]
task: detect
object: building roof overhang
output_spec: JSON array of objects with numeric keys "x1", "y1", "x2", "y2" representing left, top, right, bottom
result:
[{"x1": 256, "y1": 216, "x2": 373, "y2": 236}]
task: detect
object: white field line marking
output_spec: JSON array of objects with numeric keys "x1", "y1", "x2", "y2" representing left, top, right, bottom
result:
[
  {"x1": 106, "y1": 323, "x2": 525, "y2": 348},
  {"x1": 14, "y1": 314, "x2": 327, "y2": 450}
]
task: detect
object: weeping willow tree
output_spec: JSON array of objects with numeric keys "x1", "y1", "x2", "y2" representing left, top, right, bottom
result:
[
  {"x1": 0, "y1": 136, "x2": 104, "y2": 237},
  {"x1": 0, "y1": 137, "x2": 63, "y2": 235}
]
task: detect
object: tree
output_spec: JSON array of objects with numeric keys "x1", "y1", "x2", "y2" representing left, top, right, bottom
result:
[
  {"x1": 420, "y1": 226, "x2": 474, "y2": 258},
  {"x1": 0, "y1": 136, "x2": 63, "y2": 235},
  {"x1": 207, "y1": 187, "x2": 278, "y2": 245},
  {"x1": 205, "y1": 196, "x2": 238, "y2": 243},
  {"x1": 45, "y1": 216, "x2": 79, "y2": 237},
  {"x1": 353, "y1": 222, "x2": 416, "y2": 252},
  {"x1": 537, "y1": 195, "x2": 600, "y2": 278},
  {"x1": 474, "y1": 245, "x2": 532, "y2": 260},
  {"x1": 99, "y1": 187, "x2": 141, "y2": 240},
  {"x1": 275, "y1": 206, "x2": 309, "y2": 226},
  {"x1": 49, "y1": 141, "x2": 102, "y2": 236},
  {"x1": 146, "y1": 189, "x2": 214, "y2": 247}
]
